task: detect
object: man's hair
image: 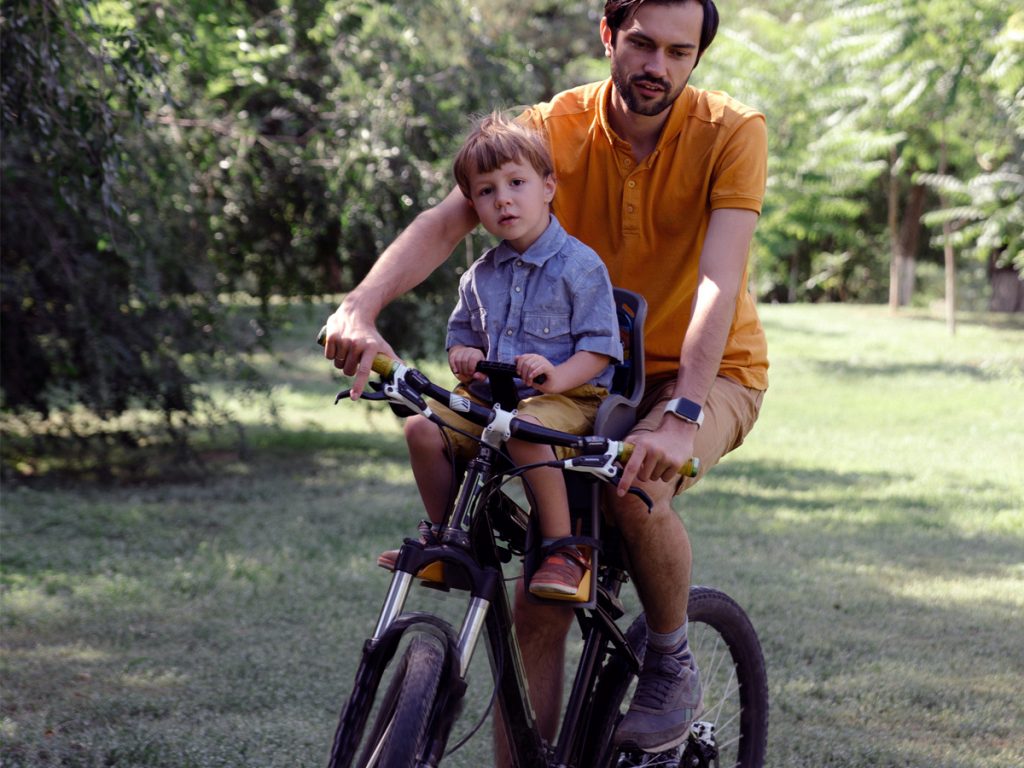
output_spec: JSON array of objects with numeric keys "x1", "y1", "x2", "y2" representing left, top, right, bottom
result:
[
  {"x1": 604, "y1": 0, "x2": 719, "y2": 64},
  {"x1": 452, "y1": 112, "x2": 554, "y2": 198}
]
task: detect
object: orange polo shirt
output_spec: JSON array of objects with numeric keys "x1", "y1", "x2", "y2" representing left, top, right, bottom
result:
[{"x1": 521, "y1": 79, "x2": 768, "y2": 390}]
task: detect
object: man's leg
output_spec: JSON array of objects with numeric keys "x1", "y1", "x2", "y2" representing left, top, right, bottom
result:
[
  {"x1": 494, "y1": 580, "x2": 574, "y2": 767},
  {"x1": 613, "y1": 375, "x2": 764, "y2": 751}
]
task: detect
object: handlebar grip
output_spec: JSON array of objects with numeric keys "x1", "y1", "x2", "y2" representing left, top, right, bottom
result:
[
  {"x1": 619, "y1": 443, "x2": 700, "y2": 478},
  {"x1": 315, "y1": 328, "x2": 395, "y2": 377},
  {"x1": 371, "y1": 354, "x2": 396, "y2": 376}
]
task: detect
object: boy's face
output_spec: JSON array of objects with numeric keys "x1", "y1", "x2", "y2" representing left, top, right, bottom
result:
[{"x1": 466, "y1": 159, "x2": 555, "y2": 254}]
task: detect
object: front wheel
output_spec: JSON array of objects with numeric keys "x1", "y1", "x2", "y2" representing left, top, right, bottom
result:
[{"x1": 354, "y1": 635, "x2": 446, "y2": 768}]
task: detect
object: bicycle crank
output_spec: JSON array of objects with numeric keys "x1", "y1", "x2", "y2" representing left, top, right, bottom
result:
[
  {"x1": 678, "y1": 721, "x2": 719, "y2": 768},
  {"x1": 616, "y1": 721, "x2": 719, "y2": 768}
]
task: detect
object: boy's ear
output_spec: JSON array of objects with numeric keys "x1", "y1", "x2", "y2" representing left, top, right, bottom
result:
[{"x1": 544, "y1": 174, "x2": 556, "y2": 203}]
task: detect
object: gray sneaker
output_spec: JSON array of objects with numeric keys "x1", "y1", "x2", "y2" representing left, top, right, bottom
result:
[{"x1": 615, "y1": 648, "x2": 703, "y2": 752}]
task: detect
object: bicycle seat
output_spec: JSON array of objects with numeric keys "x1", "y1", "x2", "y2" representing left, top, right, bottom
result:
[{"x1": 594, "y1": 288, "x2": 647, "y2": 440}]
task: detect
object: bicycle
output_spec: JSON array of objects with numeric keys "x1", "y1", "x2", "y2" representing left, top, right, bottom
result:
[{"x1": 319, "y1": 289, "x2": 768, "y2": 768}]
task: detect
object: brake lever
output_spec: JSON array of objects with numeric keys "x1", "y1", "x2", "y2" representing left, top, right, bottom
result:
[
  {"x1": 626, "y1": 486, "x2": 654, "y2": 512},
  {"x1": 334, "y1": 381, "x2": 389, "y2": 404}
]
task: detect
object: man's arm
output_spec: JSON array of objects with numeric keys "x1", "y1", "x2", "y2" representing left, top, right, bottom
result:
[
  {"x1": 324, "y1": 187, "x2": 478, "y2": 397},
  {"x1": 618, "y1": 208, "x2": 759, "y2": 491}
]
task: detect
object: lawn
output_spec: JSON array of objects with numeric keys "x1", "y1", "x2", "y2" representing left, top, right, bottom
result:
[{"x1": 2, "y1": 303, "x2": 1022, "y2": 767}]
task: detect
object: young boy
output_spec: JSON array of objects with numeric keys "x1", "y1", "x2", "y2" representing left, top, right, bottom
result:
[{"x1": 380, "y1": 112, "x2": 622, "y2": 600}]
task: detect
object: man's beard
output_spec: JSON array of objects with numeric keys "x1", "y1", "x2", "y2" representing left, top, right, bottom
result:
[{"x1": 610, "y1": 58, "x2": 687, "y2": 117}]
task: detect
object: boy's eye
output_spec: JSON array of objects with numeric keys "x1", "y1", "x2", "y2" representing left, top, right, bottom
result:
[
  {"x1": 511, "y1": 178, "x2": 525, "y2": 186},
  {"x1": 476, "y1": 186, "x2": 492, "y2": 197}
]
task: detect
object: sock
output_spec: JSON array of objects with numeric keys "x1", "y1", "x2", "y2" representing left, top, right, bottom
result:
[{"x1": 646, "y1": 619, "x2": 692, "y2": 665}]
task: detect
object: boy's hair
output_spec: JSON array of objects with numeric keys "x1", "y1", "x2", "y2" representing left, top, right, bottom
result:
[
  {"x1": 452, "y1": 112, "x2": 554, "y2": 198},
  {"x1": 604, "y1": 0, "x2": 719, "y2": 65}
]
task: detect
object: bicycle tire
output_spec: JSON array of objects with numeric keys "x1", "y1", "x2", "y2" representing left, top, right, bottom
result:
[
  {"x1": 577, "y1": 613, "x2": 647, "y2": 767},
  {"x1": 584, "y1": 586, "x2": 768, "y2": 768},
  {"x1": 354, "y1": 635, "x2": 446, "y2": 768},
  {"x1": 682, "y1": 586, "x2": 769, "y2": 768}
]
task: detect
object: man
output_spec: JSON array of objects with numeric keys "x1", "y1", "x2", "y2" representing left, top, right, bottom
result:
[{"x1": 323, "y1": 0, "x2": 767, "y2": 756}]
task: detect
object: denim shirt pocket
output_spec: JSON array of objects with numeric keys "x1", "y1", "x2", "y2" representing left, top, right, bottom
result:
[
  {"x1": 522, "y1": 312, "x2": 573, "y2": 362},
  {"x1": 469, "y1": 307, "x2": 488, "y2": 333}
]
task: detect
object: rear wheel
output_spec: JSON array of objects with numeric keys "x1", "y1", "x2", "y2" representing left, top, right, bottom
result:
[
  {"x1": 354, "y1": 635, "x2": 445, "y2": 768},
  {"x1": 587, "y1": 587, "x2": 768, "y2": 768},
  {"x1": 681, "y1": 586, "x2": 768, "y2": 767}
]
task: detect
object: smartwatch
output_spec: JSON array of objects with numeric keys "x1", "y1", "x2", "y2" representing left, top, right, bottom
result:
[{"x1": 664, "y1": 397, "x2": 704, "y2": 428}]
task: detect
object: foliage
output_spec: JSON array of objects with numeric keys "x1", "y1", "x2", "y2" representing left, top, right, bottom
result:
[
  {"x1": 708, "y1": 0, "x2": 1020, "y2": 304},
  {"x1": 0, "y1": 0, "x2": 256, "y2": 433},
  {"x1": 1, "y1": 0, "x2": 1020, "y2": 458},
  {"x1": 0, "y1": 0, "x2": 598, "y2": 446}
]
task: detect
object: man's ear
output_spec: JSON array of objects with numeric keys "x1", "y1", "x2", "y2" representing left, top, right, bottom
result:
[{"x1": 600, "y1": 17, "x2": 614, "y2": 58}]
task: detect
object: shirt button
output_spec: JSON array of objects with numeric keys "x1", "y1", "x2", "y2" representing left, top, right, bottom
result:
[
  {"x1": 627, "y1": 205, "x2": 635, "y2": 213},
  {"x1": 516, "y1": 260, "x2": 523, "y2": 267},
  {"x1": 506, "y1": 329, "x2": 514, "y2": 336},
  {"x1": 627, "y1": 180, "x2": 637, "y2": 189},
  {"x1": 515, "y1": 286, "x2": 522, "y2": 292},
  {"x1": 543, "y1": 327, "x2": 550, "y2": 334}
]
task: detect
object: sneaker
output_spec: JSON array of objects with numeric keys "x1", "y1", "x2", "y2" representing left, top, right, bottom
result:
[
  {"x1": 528, "y1": 546, "x2": 591, "y2": 601},
  {"x1": 615, "y1": 648, "x2": 703, "y2": 753},
  {"x1": 377, "y1": 522, "x2": 444, "y2": 583}
]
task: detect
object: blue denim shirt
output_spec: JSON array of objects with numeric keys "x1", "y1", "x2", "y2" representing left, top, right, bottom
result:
[{"x1": 447, "y1": 216, "x2": 622, "y2": 400}]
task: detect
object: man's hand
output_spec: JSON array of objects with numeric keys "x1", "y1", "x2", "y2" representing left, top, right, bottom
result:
[
  {"x1": 449, "y1": 346, "x2": 486, "y2": 384},
  {"x1": 322, "y1": 295, "x2": 396, "y2": 399},
  {"x1": 617, "y1": 417, "x2": 699, "y2": 496},
  {"x1": 516, "y1": 353, "x2": 557, "y2": 391}
]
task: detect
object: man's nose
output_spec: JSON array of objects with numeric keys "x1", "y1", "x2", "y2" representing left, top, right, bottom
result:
[{"x1": 643, "y1": 49, "x2": 667, "y2": 78}]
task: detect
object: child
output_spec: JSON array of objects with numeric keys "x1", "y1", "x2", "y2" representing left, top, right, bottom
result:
[{"x1": 379, "y1": 112, "x2": 623, "y2": 600}]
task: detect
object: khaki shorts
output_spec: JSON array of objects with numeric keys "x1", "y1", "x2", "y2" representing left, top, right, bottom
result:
[
  {"x1": 631, "y1": 375, "x2": 765, "y2": 493},
  {"x1": 431, "y1": 384, "x2": 608, "y2": 461}
]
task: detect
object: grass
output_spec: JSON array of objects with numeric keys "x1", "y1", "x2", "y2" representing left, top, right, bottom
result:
[{"x1": 2, "y1": 303, "x2": 1022, "y2": 767}]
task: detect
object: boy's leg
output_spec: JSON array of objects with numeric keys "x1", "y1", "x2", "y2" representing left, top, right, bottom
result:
[{"x1": 404, "y1": 414, "x2": 454, "y2": 524}]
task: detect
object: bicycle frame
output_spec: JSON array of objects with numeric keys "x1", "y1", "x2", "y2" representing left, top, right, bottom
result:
[
  {"x1": 327, "y1": 358, "x2": 648, "y2": 768},
  {"x1": 367, "y1": 445, "x2": 649, "y2": 766}
]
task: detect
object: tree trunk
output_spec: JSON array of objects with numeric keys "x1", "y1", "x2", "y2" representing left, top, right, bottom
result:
[
  {"x1": 897, "y1": 183, "x2": 926, "y2": 307},
  {"x1": 888, "y1": 150, "x2": 900, "y2": 312},
  {"x1": 939, "y1": 133, "x2": 956, "y2": 335},
  {"x1": 887, "y1": 150, "x2": 929, "y2": 310},
  {"x1": 990, "y1": 258, "x2": 1024, "y2": 312}
]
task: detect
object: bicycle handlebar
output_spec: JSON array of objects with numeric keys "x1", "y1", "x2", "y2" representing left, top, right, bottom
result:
[{"x1": 317, "y1": 331, "x2": 698, "y2": 478}]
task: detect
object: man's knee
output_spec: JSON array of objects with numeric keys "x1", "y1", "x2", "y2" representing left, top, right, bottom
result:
[{"x1": 605, "y1": 480, "x2": 677, "y2": 530}]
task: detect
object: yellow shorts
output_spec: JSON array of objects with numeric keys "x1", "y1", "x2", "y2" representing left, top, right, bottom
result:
[
  {"x1": 430, "y1": 384, "x2": 608, "y2": 461},
  {"x1": 631, "y1": 375, "x2": 765, "y2": 493}
]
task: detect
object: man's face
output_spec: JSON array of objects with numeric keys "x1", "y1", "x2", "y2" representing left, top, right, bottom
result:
[{"x1": 602, "y1": 1, "x2": 704, "y2": 117}]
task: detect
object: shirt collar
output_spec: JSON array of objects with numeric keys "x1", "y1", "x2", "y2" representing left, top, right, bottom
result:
[
  {"x1": 597, "y1": 78, "x2": 694, "y2": 155},
  {"x1": 493, "y1": 215, "x2": 566, "y2": 266}
]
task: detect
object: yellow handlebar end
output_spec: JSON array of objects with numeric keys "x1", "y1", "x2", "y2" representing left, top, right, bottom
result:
[{"x1": 372, "y1": 354, "x2": 396, "y2": 376}]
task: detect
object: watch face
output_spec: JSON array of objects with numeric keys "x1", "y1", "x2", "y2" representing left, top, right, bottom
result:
[{"x1": 672, "y1": 398, "x2": 701, "y2": 421}]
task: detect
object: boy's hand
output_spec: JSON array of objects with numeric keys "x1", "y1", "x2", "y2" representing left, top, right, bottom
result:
[
  {"x1": 449, "y1": 346, "x2": 485, "y2": 384},
  {"x1": 516, "y1": 353, "x2": 557, "y2": 392}
]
